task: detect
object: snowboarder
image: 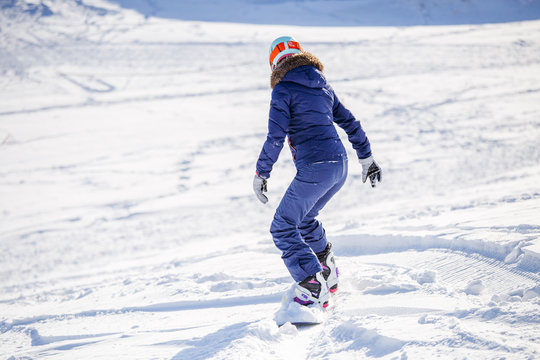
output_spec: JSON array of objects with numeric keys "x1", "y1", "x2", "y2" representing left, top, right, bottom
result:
[{"x1": 253, "y1": 36, "x2": 381, "y2": 309}]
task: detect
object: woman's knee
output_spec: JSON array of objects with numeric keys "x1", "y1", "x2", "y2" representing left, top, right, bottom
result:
[{"x1": 270, "y1": 213, "x2": 295, "y2": 236}]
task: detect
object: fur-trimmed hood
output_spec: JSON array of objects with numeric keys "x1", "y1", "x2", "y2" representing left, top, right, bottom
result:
[{"x1": 270, "y1": 52, "x2": 324, "y2": 88}]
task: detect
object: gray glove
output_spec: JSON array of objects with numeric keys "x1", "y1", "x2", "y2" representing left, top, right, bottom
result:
[
  {"x1": 359, "y1": 156, "x2": 382, "y2": 188},
  {"x1": 253, "y1": 174, "x2": 268, "y2": 204}
]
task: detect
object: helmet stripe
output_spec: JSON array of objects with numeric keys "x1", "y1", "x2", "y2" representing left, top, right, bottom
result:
[
  {"x1": 269, "y1": 41, "x2": 303, "y2": 68},
  {"x1": 269, "y1": 44, "x2": 282, "y2": 65}
]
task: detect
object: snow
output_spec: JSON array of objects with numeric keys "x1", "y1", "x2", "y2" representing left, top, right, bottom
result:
[
  {"x1": 274, "y1": 284, "x2": 327, "y2": 326},
  {"x1": 1, "y1": 0, "x2": 540, "y2": 359}
]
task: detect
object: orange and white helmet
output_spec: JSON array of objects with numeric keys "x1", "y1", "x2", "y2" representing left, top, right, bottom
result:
[{"x1": 269, "y1": 36, "x2": 303, "y2": 70}]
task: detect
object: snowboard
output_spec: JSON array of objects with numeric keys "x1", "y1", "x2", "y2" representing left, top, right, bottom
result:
[{"x1": 279, "y1": 321, "x2": 321, "y2": 327}]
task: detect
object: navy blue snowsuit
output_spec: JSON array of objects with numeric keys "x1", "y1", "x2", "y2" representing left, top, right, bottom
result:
[{"x1": 256, "y1": 53, "x2": 371, "y2": 282}]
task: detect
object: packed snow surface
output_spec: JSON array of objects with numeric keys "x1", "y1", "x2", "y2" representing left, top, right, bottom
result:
[{"x1": 1, "y1": 0, "x2": 540, "y2": 359}]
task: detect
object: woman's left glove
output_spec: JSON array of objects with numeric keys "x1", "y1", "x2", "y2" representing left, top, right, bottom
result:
[
  {"x1": 253, "y1": 174, "x2": 268, "y2": 204},
  {"x1": 359, "y1": 156, "x2": 382, "y2": 188}
]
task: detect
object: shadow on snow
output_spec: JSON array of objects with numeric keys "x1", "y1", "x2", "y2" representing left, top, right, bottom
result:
[{"x1": 108, "y1": 0, "x2": 540, "y2": 26}]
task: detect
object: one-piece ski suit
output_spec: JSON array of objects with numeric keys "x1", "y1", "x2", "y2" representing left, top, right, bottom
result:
[{"x1": 256, "y1": 52, "x2": 372, "y2": 282}]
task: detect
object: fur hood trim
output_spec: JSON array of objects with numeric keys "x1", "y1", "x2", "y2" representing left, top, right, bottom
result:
[{"x1": 270, "y1": 52, "x2": 324, "y2": 88}]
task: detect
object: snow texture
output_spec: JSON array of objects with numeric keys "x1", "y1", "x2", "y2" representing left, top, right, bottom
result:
[
  {"x1": 1, "y1": 0, "x2": 540, "y2": 359},
  {"x1": 274, "y1": 284, "x2": 327, "y2": 327}
]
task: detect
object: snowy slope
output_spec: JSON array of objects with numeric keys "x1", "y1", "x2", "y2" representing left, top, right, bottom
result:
[
  {"x1": 1, "y1": 0, "x2": 540, "y2": 359},
  {"x1": 112, "y1": 0, "x2": 540, "y2": 25}
]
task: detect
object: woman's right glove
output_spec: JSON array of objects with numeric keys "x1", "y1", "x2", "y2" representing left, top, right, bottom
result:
[
  {"x1": 253, "y1": 173, "x2": 268, "y2": 204},
  {"x1": 359, "y1": 156, "x2": 382, "y2": 188}
]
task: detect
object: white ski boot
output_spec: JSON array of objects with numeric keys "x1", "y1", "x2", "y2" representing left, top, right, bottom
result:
[
  {"x1": 316, "y1": 242, "x2": 339, "y2": 293},
  {"x1": 293, "y1": 271, "x2": 330, "y2": 309}
]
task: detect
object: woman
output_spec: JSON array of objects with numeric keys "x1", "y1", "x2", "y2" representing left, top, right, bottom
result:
[{"x1": 253, "y1": 36, "x2": 381, "y2": 308}]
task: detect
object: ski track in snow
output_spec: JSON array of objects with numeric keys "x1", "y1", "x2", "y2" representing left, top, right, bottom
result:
[{"x1": 1, "y1": 0, "x2": 540, "y2": 359}]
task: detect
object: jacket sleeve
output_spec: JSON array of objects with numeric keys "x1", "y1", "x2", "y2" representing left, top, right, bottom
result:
[
  {"x1": 331, "y1": 89, "x2": 372, "y2": 159},
  {"x1": 255, "y1": 85, "x2": 291, "y2": 178}
]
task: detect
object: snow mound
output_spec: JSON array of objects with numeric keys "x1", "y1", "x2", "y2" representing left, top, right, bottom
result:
[
  {"x1": 465, "y1": 279, "x2": 485, "y2": 295},
  {"x1": 331, "y1": 320, "x2": 404, "y2": 357},
  {"x1": 274, "y1": 284, "x2": 327, "y2": 326}
]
